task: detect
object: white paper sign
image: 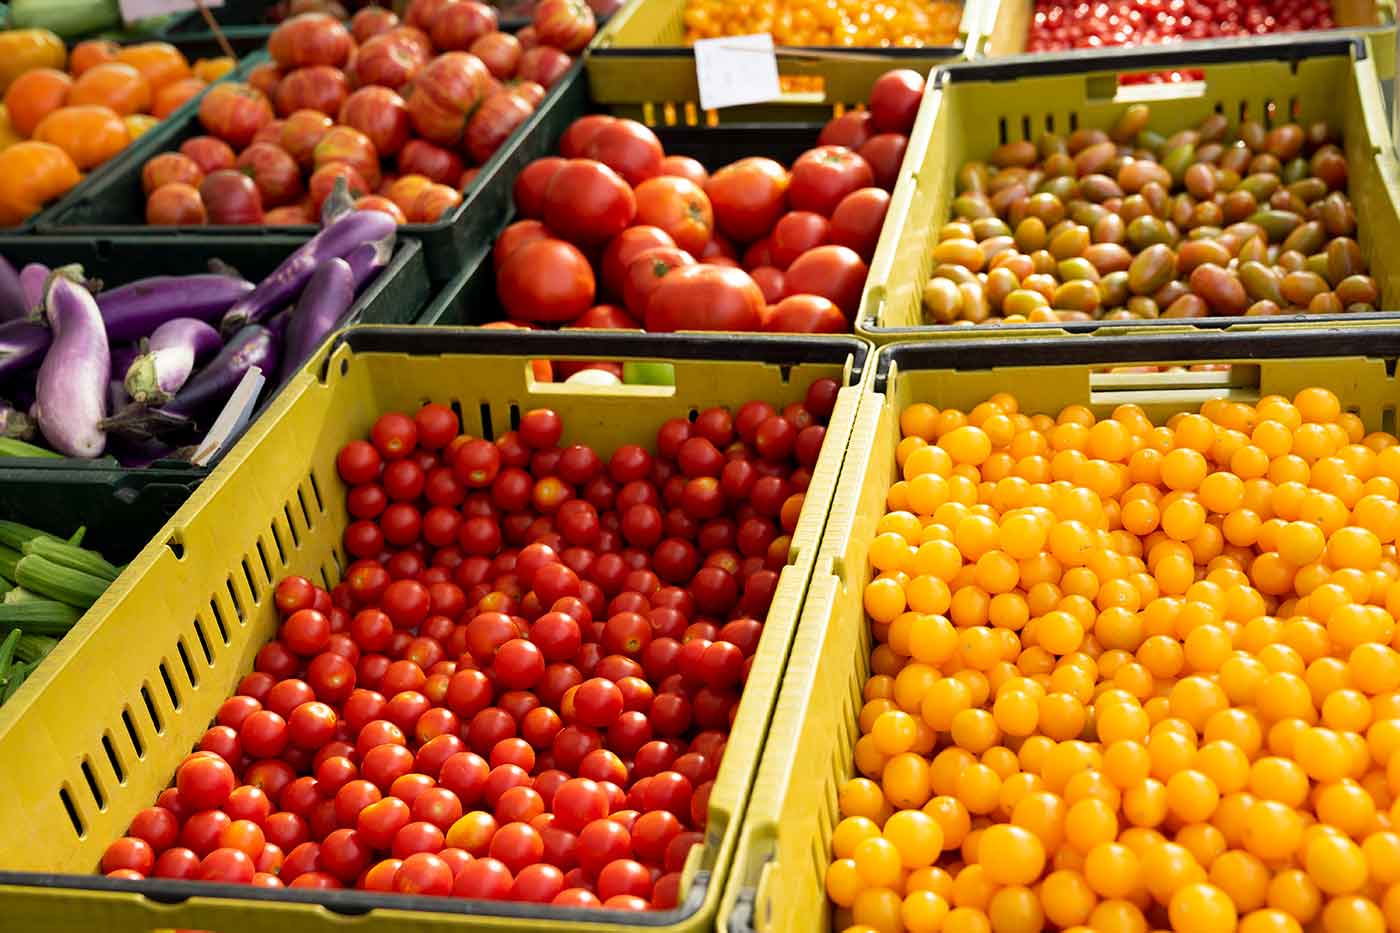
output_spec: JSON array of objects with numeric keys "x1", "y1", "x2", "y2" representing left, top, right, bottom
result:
[
  {"x1": 693, "y1": 34, "x2": 781, "y2": 111},
  {"x1": 190, "y1": 366, "x2": 264, "y2": 466},
  {"x1": 119, "y1": 0, "x2": 224, "y2": 23}
]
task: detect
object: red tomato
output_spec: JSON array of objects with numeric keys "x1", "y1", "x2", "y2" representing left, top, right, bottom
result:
[
  {"x1": 542, "y1": 159, "x2": 636, "y2": 245},
  {"x1": 644, "y1": 263, "x2": 765, "y2": 332},
  {"x1": 274, "y1": 64, "x2": 349, "y2": 118},
  {"x1": 398, "y1": 139, "x2": 465, "y2": 186},
  {"x1": 339, "y1": 86, "x2": 411, "y2": 158},
  {"x1": 465, "y1": 90, "x2": 535, "y2": 165},
  {"x1": 750, "y1": 266, "x2": 785, "y2": 304},
  {"x1": 783, "y1": 245, "x2": 868, "y2": 318},
  {"x1": 429, "y1": 0, "x2": 497, "y2": 50},
  {"x1": 516, "y1": 46, "x2": 573, "y2": 89},
  {"x1": 498, "y1": 237, "x2": 596, "y2": 323},
  {"x1": 769, "y1": 211, "x2": 830, "y2": 269},
  {"x1": 818, "y1": 109, "x2": 875, "y2": 150},
  {"x1": 659, "y1": 154, "x2": 708, "y2": 187},
  {"x1": 513, "y1": 156, "x2": 564, "y2": 217},
  {"x1": 269, "y1": 13, "x2": 353, "y2": 69},
  {"x1": 633, "y1": 176, "x2": 714, "y2": 256},
  {"x1": 706, "y1": 157, "x2": 789, "y2": 243},
  {"x1": 200, "y1": 170, "x2": 264, "y2": 225},
  {"x1": 532, "y1": 0, "x2": 597, "y2": 53},
  {"x1": 621, "y1": 246, "x2": 695, "y2": 318},
  {"x1": 405, "y1": 52, "x2": 491, "y2": 147},
  {"x1": 583, "y1": 118, "x2": 663, "y2": 186},
  {"x1": 788, "y1": 146, "x2": 874, "y2": 217},
  {"x1": 569, "y1": 303, "x2": 641, "y2": 330},
  {"x1": 198, "y1": 82, "x2": 275, "y2": 149},
  {"x1": 471, "y1": 32, "x2": 524, "y2": 79},
  {"x1": 235, "y1": 143, "x2": 303, "y2": 209},
  {"x1": 869, "y1": 69, "x2": 924, "y2": 134},
  {"x1": 558, "y1": 114, "x2": 614, "y2": 158},
  {"x1": 493, "y1": 219, "x2": 552, "y2": 271},
  {"x1": 601, "y1": 225, "x2": 676, "y2": 297},
  {"x1": 858, "y1": 133, "x2": 909, "y2": 192},
  {"x1": 828, "y1": 187, "x2": 890, "y2": 262}
]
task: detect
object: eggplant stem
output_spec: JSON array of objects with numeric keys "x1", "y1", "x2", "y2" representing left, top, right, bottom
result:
[{"x1": 98, "y1": 403, "x2": 194, "y2": 441}]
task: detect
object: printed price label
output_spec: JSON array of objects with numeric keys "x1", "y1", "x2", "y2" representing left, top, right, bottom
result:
[
  {"x1": 693, "y1": 34, "x2": 781, "y2": 111},
  {"x1": 119, "y1": 0, "x2": 224, "y2": 23}
]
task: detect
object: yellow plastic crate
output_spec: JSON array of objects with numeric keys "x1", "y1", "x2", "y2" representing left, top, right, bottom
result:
[
  {"x1": 0, "y1": 327, "x2": 870, "y2": 933},
  {"x1": 585, "y1": 0, "x2": 990, "y2": 124},
  {"x1": 979, "y1": 0, "x2": 1392, "y2": 57},
  {"x1": 857, "y1": 35, "x2": 1400, "y2": 342},
  {"x1": 718, "y1": 326, "x2": 1400, "y2": 933}
]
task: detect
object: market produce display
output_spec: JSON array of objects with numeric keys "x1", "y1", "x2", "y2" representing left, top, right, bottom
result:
[
  {"x1": 828, "y1": 387, "x2": 1400, "y2": 933},
  {"x1": 0, "y1": 189, "x2": 397, "y2": 463},
  {"x1": 491, "y1": 68, "x2": 922, "y2": 335},
  {"x1": 0, "y1": 40, "x2": 235, "y2": 227},
  {"x1": 1028, "y1": 0, "x2": 1342, "y2": 52},
  {"x1": 0, "y1": 520, "x2": 124, "y2": 707},
  {"x1": 98, "y1": 382, "x2": 840, "y2": 910},
  {"x1": 138, "y1": 0, "x2": 592, "y2": 227},
  {"x1": 682, "y1": 0, "x2": 962, "y2": 48},
  {"x1": 923, "y1": 104, "x2": 1374, "y2": 325}
]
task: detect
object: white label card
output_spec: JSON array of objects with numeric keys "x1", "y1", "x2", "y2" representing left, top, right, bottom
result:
[
  {"x1": 119, "y1": 0, "x2": 224, "y2": 23},
  {"x1": 190, "y1": 366, "x2": 264, "y2": 466},
  {"x1": 693, "y1": 34, "x2": 781, "y2": 111}
]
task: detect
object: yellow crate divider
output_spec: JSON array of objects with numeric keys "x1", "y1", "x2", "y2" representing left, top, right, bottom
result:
[
  {"x1": 719, "y1": 327, "x2": 1400, "y2": 932},
  {"x1": 977, "y1": 0, "x2": 1394, "y2": 57},
  {"x1": 857, "y1": 34, "x2": 1400, "y2": 342},
  {"x1": 585, "y1": 0, "x2": 982, "y2": 122},
  {"x1": 0, "y1": 327, "x2": 871, "y2": 933}
]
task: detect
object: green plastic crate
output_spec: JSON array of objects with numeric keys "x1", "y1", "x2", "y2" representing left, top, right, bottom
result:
[
  {"x1": 0, "y1": 326, "x2": 868, "y2": 933},
  {"x1": 719, "y1": 324, "x2": 1400, "y2": 933},
  {"x1": 857, "y1": 35, "x2": 1400, "y2": 342},
  {"x1": 586, "y1": 0, "x2": 985, "y2": 123}
]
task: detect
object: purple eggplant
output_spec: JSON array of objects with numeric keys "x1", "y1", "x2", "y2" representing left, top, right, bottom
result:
[
  {"x1": 0, "y1": 318, "x2": 52, "y2": 379},
  {"x1": 279, "y1": 259, "x2": 355, "y2": 384},
  {"x1": 100, "y1": 273, "x2": 255, "y2": 342},
  {"x1": 109, "y1": 435, "x2": 177, "y2": 468},
  {"x1": 34, "y1": 271, "x2": 110, "y2": 458},
  {"x1": 346, "y1": 238, "x2": 393, "y2": 293},
  {"x1": 0, "y1": 257, "x2": 25, "y2": 323},
  {"x1": 125, "y1": 318, "x2": 223, "y2": 405},
  {"x1": 19, "y1": 264, "x2": 49, "y2": 315},
  {"x1": 219, "y1": 210, "x2": 396, "y2": 335},
  {"x1": 102, "y1": 324, "x2": 279, "y2": 439}
]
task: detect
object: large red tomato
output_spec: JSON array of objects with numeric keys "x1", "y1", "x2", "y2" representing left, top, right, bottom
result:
[
  {"x1": 406, "y1": 52, "x2": 491, "y2": 146},
  {"x1": 644, "y1": 263, "x2": 764, "y2": 332},
  {"x1": 559, "y1": 115, "x2": 614, "y2": 158},
  {"x1": 858, "y1": 134, "x2": 908, "y2": 192},
  {"x1": 269, "y1": 13, "x2": 353, "y2": 70},
  {"x1": 569, "y1": 304, "x2": 640, "y2": 329},
  {"x1": 201, "y1": 170, "x2": 264, "y2": 225},
  {"x1": 274, "y1": 65, "x2": 349, "y2": 118},
  {"x1": 314, "y1": 126, "x2": 382, "y2": 189},
  {"x1": 622, "y1": 246, "x2": 694, "y2": 316},
  {"x1": 198, "y1": 83, "x2": 275, "y2": 149},
  {"x1": 828, "y1": 187, "x2": 890, "y2": 262},
  {"x1": 532, "y1": 0, "x2": 596, "y2": 53},
  {"x1": 235, "y1": 143, "x2": 304, "y2": 207},
  {"x1": 498, "y1": 238, "x2": 596, "y2": 323},
  {"x1": 601, "y1": 225, "x2": 675, "y2": 297},
  {"x1": 340, "y1": 87, "x2": 412, "y2": 157},
  {"x1": 633, "y1": 177, "x2": 713, "y2": 255},
  {"x1": 769, "y1": 211, "x2": 829, "y2": 269},
  {"x1": 471, "y1": 32, "x2": 523, "y2": 80},
  {"x1": 493, "y1": 219, "x2": 552, "y2": 270},
  {"x1": 783, "y1": 245, "x2": 867, "y2": 318},
  {"x1": 280, "y1": 109, "x2": 333, "y2": 168},
  {"x1": 762, "y1": 294, "x2": 847, "y2": 333},
  {"x1": 706, "y1": 157, "x2": 789, "y2": 243},
  {"x1": 405, "y1": 0, "x2": 457, "y2": 30},
  {"x1": 516, "y1": 47, "x2": 572, "y2": 89},
  {"x1": 355, "y1": 32, "x2": 429, "y2": 90},
  {"x1": 659, "y1": 155, "x2": 707, "y2": 187},
  {"x1": 788, "y1": 146, "x2": 874, "y2": 217},
  {"x1": 430, "y1": 1, "x2": 499, "y2": 51},
  {"x1": 541, "y1": 159, "x2": 636, "y2": 245},
  {"x1": 351, "y1": 6, "x2": 399, "y2": 43},
  {"x1": 868, "y1": 69, "x2": 923, "y2": 135},
  {"x1": 583, "y1": 119, "x2": 662, "y2": 187},
  {"x1": 398, "y1": 140, "x2": 464, "y2": 186},
  {"x1": 513, "y1": 156, "x2": 564, "y2": 217},
  {"x1": 465, "y1": 90, "x2": 535, "y2": 164},
  {"x1": 818, "y1": 110, "x2": 874, "y2": 151}
]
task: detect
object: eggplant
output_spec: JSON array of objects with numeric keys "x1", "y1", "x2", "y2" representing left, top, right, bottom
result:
[
  {"x1": 100, "y1": 273, "x2": 255, "y2": 342},
  {"x1": 34, "y1": 271, "x2": 109, "y2": 458},
  {"x1": 346, "y1": 237, "x2": 393, "y2": 293},
  {"x1": 279, "y1": 259, "x2": 355, "y2": 384},
  {"x1": 125, "y1": 318, "x2": 223, "y2": 405},
  {"x1": 102, "y1": 325, "x2": 279, "y2": 439},
  {"x1": 108, "y1": 379, "x2": 129, "y2": 415},
  {"x1": 109, "y1": 436, "x2": 178, "y2": 469},
  {"x1": 0, "y1": 318, "x2": 52, "y2": 379},
  {"x1": 0, "y1": 257, "x2": 25, "y2": 323},
  {"x1": 19, "y1": 264, "x2": 49, "y2": 315},
  {"x1": 218, "y1": 209, "x2": 396, "y2": 335}
]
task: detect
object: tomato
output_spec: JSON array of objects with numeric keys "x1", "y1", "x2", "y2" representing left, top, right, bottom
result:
[
  {"x1": 398, "y1": 140, "x2": 464, "y2": 187},
  {"x1": 869, "y1": 69, "x2": 924, "y2": 134},
  {"x1": 747, "y1": 266, "x2": 784, "y2": 304},
  {"x1": 514, "y1": 157, "x2": 564, "y2": 218},
  {"x1": 706, "y1": 157, "x2": 788, "y2": 243},
  {"x1": 583, "y1": 118, "x2": 663, "y2": 186},
  {"x1": 819, "y1": 110, "x2": 875, "y2": 150},
  {"x1": 601, "y1": 225, "x2": 675, "y2": 297},
  {"x1": 577, "y1": 817, "x2": 631, "y2": 876},
  {"x1": 176, "y1": 754, "x2": 235, "y2": 811},
  {"x1": 858, "y1": 133, "x2": 909, "y2": 192},
  {"x1": 828, "y1": 187, "x2": 890, "y2": 262},
  {"x1": 180, "y1": 135, "x2": 237, "y2": 175},
  {"x1": 200, "y1": 847, "x2": 256, "y2": 884},
  {"x1": 269, "y1": 13, "x2": 353, "y2": 69},
  {"x1": 465, "y1": 89, "x2": 535, "y2": 165},
  {"x1": 102, "y1": 837, "x2": 155, "y2": 875},
  {"x1": 406, "y1": 52, "x2": 491, "y2": 147},
  {"x1": 782, "y1": 244, "x2": 867, "y2": 318},
  {"x1": 430, "y1": 0, "x2": 498, "y2": 50},
  {"x1": 633, "y1": 176, "x2": 714, "y2": 256},
  {"x1": 394, "y1": 851, "x2": 454, "y2": 895},
  {"x1": 338, "y1": 86, "x2": 411, "y2": 159},
  {"x1": 788, "y1": 146, "x2": 874, "y2": 217},
  {"x1": 763, "y1": 294, "x2": 848, "y2": 333},
  {"x1": 200, "y1": 170, "x2": 264, "y2": 225},
  {"x1": 498, "y1": 237, "x2": 596, "y2": 323},
  {"x1": 769, "y1": 211, "x2": 830, "y2": 270},
  {"x1": 621, "y1": 246, "x2": 695, "y2": 318},
  {"x1": 542, "y1": 159, "x2": 636, "y2": 245},
  {"x1": 198, "y1": 83, "x2": 275, "y2": 149},
  {"x1": 472, "y1": 32, "x2": 524, "y2": 79},
  {"x1": 517, "y1": 46, "x2": 573, "y2": 89},
  {"x1": 558, "y1": 114, "x2": 614, "y2": 158},
  {"x1": 532, "y1": 0, "x2": 597, "y2": 53},
  {"x1": 455, "y1": 856, "x2": 514, "y2": 898},
  {"x1": 597, "y1": 858, "x2": 652, "y2": 900},
  {"x1": 645, "y1": 263, "x2": 765, "y2": 333},
  {"x1": 355, "y1": 31, "x2": 429, "y2": 92}
]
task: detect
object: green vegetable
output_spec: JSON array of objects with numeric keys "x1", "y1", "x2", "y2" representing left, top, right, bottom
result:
[
  {"x1": 3, "y1": 587, "x2": 42, "y2": 604},
  {"x1": 67, "y1": 526, "x2": 85, "y2": 547},
  {"x1": 0, "y1": 600, "x2": 81, "y2": 634},
  {"x1": 7, "y1": 0, "x2": 121, "y2": 39},
  {"x1": 622, "y1": 362, "x2": 677, "y2": 386},
  {"x1": 1, "y1": 658, "x2": 39, "y2": 702},
  {"x1": 0, "y1": 629, "x2": 20, "y2": 679},
  {"x1": 14, "y1": 634, "x2": 57, "y2": 664},
  {"x1": 0, "y1": 545, "x2": 19, "y2": 583},
  {"x1": 0, "y1": 520, "x2": 61, "y2": 552},
  {"x1": 23, "y1": 537, "x2": 119, "y2": 582},
  {"x1": 14, "y1": 555, "x2": 107, "y2": 608},
  {"x1": 0, "y1": 438, "x2": 63, "y2": 459}
]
